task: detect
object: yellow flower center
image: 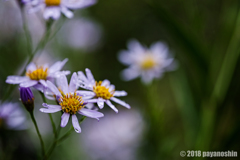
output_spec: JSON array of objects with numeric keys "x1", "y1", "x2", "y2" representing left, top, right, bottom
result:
[
  {"x1": 93, "y1": 81, "x2": 114, "y2": 100},
  {"x1": 140, "y1": 56, "x2": 156, "y2": 70},
  {"x1": 45, "y1": 0, "x2": 61, "y2": 6},
  {"x1": 59, "y1": 92, "x2": 84, "y2": 114},
  {"x1": 26, "y1": 66, "x2": 48, "y2": 80}
]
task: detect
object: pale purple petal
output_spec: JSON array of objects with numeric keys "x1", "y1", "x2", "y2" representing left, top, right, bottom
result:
[
  {"x1": 6, "y1": 76, "x2": 29, "y2": 84},
  {"x1": 78, "y1": 71, "x2": 88, "y2": 82},
  {"x1": 40, "y1": 108, "x2": 62, "y2": 113},
  {"x1": 39, "y1": 79, "x2": 47, "y2": 87},
  {"x1": 20, "y1": 80, "x2": 38, "y2": 87},
  {"x1": 113, "y1": 91, "x2": 127, "y2": 97},
  {"x1": 61, "y1": 113, "x2": 70, "y2": 127},
  {"x1": 101, "y1": 79, "x2": 110, "y2": 87},
  {"x1": 78, "y1": 108, "x2": 104, "y2": 120},
  {"x1": 49, "y1": 58, "x2": 68, "y2": 74},
  {"x1": 46, "y1": 80, "x2": 61, "y2": 96},
  {"x1": 85, "y1": 68, "x2": 95, "y2": 85},
  {"x1": 42, "y1": 103, "x2": 62, "y2": 109},
  {"x1": 48, "y1": 70, "x2": 71, "y2": 78},
  {"x1": 118, "y1": 50, "x2": 134, "y2": 65},
  {"x1": 72, "y1": 115, "x2": 81, "y2": 133},
  {"x1": 97, "y1": 98, "x2": 104, "y2": 109},
  {"x1": 61, "y1": 6, "x2": 73, "y2": 18},
  {"x1": 106, "y1": 100, "x2": 118, "y2": 113},
  {"x1": 26, "y1": 62, "x2": 36, "y2": 72},
  {"x1": 108, "y1": 85, "x2": 115, "y2": 92},
  {"x1": 110, "y1": 97, "x2": 131, "y2": 109},
  {"x1": 57, "y1": 74, "x2": 68, "y2": 94},
  {"x1": 84, "y1": 99, "x2": 99, "y2": 103},
  {"x1": 69, "y1": 72, "x2": 78, "y2": 93},
  {"x1": 76, "y1": 90, "x2": 95, "y2": 96}
]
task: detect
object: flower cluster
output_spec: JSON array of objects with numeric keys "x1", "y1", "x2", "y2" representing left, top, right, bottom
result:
[{"x1": 6, "y1": 60, "x2": 130, "y2": 133}]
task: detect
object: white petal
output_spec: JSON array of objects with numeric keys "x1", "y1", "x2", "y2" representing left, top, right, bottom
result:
[
  {"x1": 48, "y1": 70, "x2": 71, "y2": 78},
  {"x1": 68, "y1": 72, "x2": 78, "y2": 93},
  {"x1": 57, "y1": 74, "x2": 68, "y2": 94},
  {"x1": 118, "y1": 50, "x2": 134, "y2": 65},
  {"x1": 78, "y1": 71, "x2": 88, "y2": 82},
  {"x1": 78, "y1": 108, "x2": 104, "y2": 120},
  {"x1": 20, "y1": 80, "x2": 38, "y2": 87},
  {"x1": 127, "y1": 39, "x2": 146, "y2": 53},
  {"x1": 6, "y1": 76, "x2": 29, "y2": 84},
  {"x1": 43, "y1": 7, "x2": 61, "y2": 20},
  {"x1": 113, "y1": 91, "x2": 127, "y2": 97},
  {"x1": 97, "y1": 98, "x2": 104, "y2": 109},
  {"x1": 49, "y1": 58, "x2": 68, "y2": 74},
  {"x1": 121, "y1": 67, "x2": 140, "y2": 81},
  {"x1": 61, "y1": 112, "x2": 70, "y2": 127},
  {"x1": 141, "y1": 71, "x2": 154, "y2": 84},
  {"x1": 150, "y1": 41, "x2": 169, "y2": 58},
  {"x1": 84, "y1": 99, "x2": 99, "y2": 103},
  {"x1": 46, "y1": 80, "x2": 61, "y2": 97},
  {"x1": 72, "y1": 115, "x2": 81, "y2": 133},
  {"x1": 62, "y1": 0, "x2": 96, "y2": 9},
  {"x1": 106, "y1": 100, "x2": 118, "y2": 113},
  {"x1": 110, "y1": 97, "x2": 131, "y2": 109},
  {"x1": 61, "y1": 6, "x2": 73, "y2": 18}
]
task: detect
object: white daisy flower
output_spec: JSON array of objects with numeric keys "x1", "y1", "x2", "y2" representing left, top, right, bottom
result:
[
  {"x1": 6, "y1": 58, "x2": 70, "y2": 91},
  {"x1": 118, "y1": 40, "x2": 175, "y2": 84},
  {"x1": 0, "y1": 102, "x2": 28, "y2": 130},
  {"x1": 77, "y1": 68, "x2": 131, "y2": 113},
  {"x1": 40, "y1": 73, "x2": 104, "y2": 133},
  {"x1": 29, "y1": 0, "x2": 96, "y2": 20}
]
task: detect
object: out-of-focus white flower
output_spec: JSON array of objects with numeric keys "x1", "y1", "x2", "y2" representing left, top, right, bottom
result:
[
  {"x1": 77, "y1": 68, "x2": 131, "y2": 113},
  {"x1": 0, "y1": 102, "x2": 28, "y2": 130},
  {"x1": 82, "y1": 110, "x2": 144, "y2": 160},
  {"x1": 29, "y1": 0, "x2": 96, "y2": 20},
  {"x1": 40, "y1": 73, "x2": 104, "y2": 133},
  {"x1": 6, "y1": 58, "x2": 70, "y2": 91},
  {"x1": 118, "y1": 40, "x2": 176, "y2": 84},
  {"x1": 58, "y1": 18, "x2": 102, "y2": 52}
]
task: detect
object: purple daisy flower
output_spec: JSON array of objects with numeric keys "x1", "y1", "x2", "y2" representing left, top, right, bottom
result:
[
  {"x1": 39, "y1": 73, "x2": 104, "y2": 133},
  {"x1": 6, "y1": 58, "x2": 70, "y2": 91},
  {"x1": 77, "y1": 68, "x2": 131, "y2": 113}
]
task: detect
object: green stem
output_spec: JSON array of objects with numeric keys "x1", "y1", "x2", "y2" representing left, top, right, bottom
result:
[
  {"x1": 29, "y1": 111, "x2": 46, "y2": 157},
  {"x1": 39, "y1": 92, "x2": 57, "y2": 138},
  {"x1": 20, "y1": 7, "x2": 33, "y2": 57},
  {"x1": 45, "y1": 116, "x2": 87, "y2": 159}
]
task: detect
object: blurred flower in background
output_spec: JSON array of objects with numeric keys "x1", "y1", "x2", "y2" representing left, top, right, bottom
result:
[
  {"x1": 0, "y1": 102, "x2": 27, "y2": 130},
  {"x1": 29, "y1": 0, "x2": 97, "y2": 20},
  {"x1": 82, "y1": 109, "x2": 144, "y2": 160},
  {"x1": 57, "y1": 17, "x2": 102, "y2": 52},
  {"x1": 118, "y1": 40, "x2": 176, "y2": 84}
]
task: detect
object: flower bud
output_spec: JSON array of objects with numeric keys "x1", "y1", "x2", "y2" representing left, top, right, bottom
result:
[{"x1": 19, "y1": 87, "x2": 34, "y2": 112}]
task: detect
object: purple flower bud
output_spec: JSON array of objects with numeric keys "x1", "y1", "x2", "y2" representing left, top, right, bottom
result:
[{"x1": 19, "y1": 87, "x2": 34, "y2": 112}]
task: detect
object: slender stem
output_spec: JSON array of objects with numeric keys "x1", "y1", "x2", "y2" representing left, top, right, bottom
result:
[
  {"x1": 45, "y1": 116, "x2": 87, "y2": 159},
  {"x1": 29, "y1": 111, "x2": 46, "y2": 157},
  {"x1": 20, "y1": 7, "x2": 33, "y2": 57},
  {"x1": 39, "y1": 92, "x2": 57, "y2": 138}
]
